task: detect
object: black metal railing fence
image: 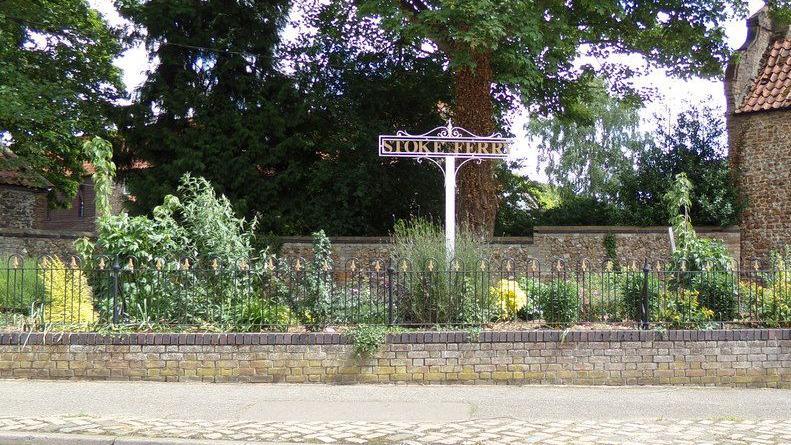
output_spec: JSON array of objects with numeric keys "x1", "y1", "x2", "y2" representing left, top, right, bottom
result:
[{"x1": 1, "y1": 254, "x2": 789, "y2": 330}]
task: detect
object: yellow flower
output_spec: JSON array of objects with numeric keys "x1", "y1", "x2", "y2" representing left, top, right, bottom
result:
[{"x1": 490, "y1": 279, "x2": 527, "y2": 320}]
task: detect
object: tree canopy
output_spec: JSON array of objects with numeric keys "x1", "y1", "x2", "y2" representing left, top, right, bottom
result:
[
  {"x1": 355, "y1": 0, "x2": 750, "y2": 233},
  {"x1": 497, "y1": 103, "x2": 741, "y2": 234},
  {"x1": 527, "y1": 79, "x2": 646, "y2": 200},
  {"x1": 0, "y1": 0, "x2": 123, "y2": 204},
  {"x1": 117, "y1": 0, "x2": 449, "y2": 236}
]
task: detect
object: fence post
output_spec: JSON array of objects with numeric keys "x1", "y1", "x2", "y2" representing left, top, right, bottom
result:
[
  {"x1": 640, "y1": 258, "x2": 650, "y2": 330},
  {"x1": 387, "y1": 266, "x2": 395, "y2": 326},
  {"x1": 111, "y1": 257, "x2": 121, "y2": 324}
]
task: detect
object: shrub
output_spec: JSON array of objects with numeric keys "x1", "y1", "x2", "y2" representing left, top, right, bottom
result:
[
  {"x1": 537, "y1": 279, "x2": 579, "y2": 326},
  {"x1": 391, "y1": 218, "x2": 491, "y2": 324},
  {"x1": 349, "y1": 324, "x2": 389, "y2": 357},
  {"x1": 77, "y1": 174, "x2": 263, "y2": 327},
  {"x1": 0, "y1": 258, "x2": 43, "y2": 313},
  {"x1": 653, "y1": 289, "x2": 715, "y2": 329},
  {"x1": 691, "y1": 272, "x2": 738, "y2": 321},
  {"x1": 490, "y1": 279, "x2": 527, "y2": 320},
  {"x1": 234, "y1": 298, "x2": 293, "y2": 331},
  {"x1": 516, "y1": 278, "x2": 543, "y2": 320},
  {"x1": 40, "y1": 257, "x2": 97, "y2": 327},
  {"x1": 620, "y1": 273, "x2": 661, "y2": 322}
]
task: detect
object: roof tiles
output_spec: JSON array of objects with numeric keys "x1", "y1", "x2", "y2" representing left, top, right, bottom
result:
[{"x1": 737, "y1": 38, "x2": 791, "y2": 113}]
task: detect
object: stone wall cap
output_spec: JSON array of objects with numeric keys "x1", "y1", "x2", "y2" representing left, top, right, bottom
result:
[{"x1": 0, "y1": 329, "x2": 784, "y2": 346}]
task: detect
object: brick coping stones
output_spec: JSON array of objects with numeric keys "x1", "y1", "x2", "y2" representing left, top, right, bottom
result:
[{"x1": 1, "y1": 328, "x2": 788, "y2": 346}]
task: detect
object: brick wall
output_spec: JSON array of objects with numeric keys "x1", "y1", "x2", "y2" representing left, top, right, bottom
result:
[
  {"x1": 281, "y1": 226, "x2": 741, "y2": 270},
  {"x1": 1, "y1": 330, "x2": 788, "y2": 387}
]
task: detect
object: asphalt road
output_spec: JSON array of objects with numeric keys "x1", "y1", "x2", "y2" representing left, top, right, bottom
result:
[{"x1": 1, "y1": 380, "x2": 789, "y2": 422}]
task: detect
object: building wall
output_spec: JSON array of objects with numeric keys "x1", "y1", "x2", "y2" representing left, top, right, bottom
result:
[
  {"x1": 0, "y1": 228, "x2": 92, "y2": 258},
  {"x1": 729, "y1": 110, "x2": 791, "y2": 262},
  {"x1": 41, "y1": 178, "x2": 97, "y2": 232},
  {"x1": 0, "y1": 330, "x2": 788, "y2": 387},
  {"x1": 0, "y1": 186, "x2": 47, "y2": 230},
  {"x1": 281, "y1": 226, "x2": 741, "y2": 270}
]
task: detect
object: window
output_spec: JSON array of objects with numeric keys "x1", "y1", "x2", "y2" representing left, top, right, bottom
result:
[{"x1": 77, "y1": 192, "x2": 84, "y2": 218}]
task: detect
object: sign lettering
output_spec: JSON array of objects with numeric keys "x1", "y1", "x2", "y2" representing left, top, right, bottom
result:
[{"x1": 378, "y1": 125, "x2": 512, "y2": 159}]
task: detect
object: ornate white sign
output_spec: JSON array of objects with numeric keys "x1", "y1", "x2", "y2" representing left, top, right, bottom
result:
[
  {"x1": 378, "y1": 121, "x2": 513, "y2": 259},
  {"x1": 379, "y1": 123, "x2": 512, "y2": 159}
]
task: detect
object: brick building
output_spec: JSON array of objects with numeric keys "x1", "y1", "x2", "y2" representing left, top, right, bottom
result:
[
  {"x1": 0, "y1": 149, "x2": 107, "y2": 232},
  {"x1": 0, "y1": 149, "x2": 51, "y2": 230},
  {"x1": 725, "y1": 7, "x2": 791, "y2": 264}
]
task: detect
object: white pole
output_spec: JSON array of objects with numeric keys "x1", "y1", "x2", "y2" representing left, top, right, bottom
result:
[{"x1": 444, "y1": 156, "x2": 456, "y2": 261}]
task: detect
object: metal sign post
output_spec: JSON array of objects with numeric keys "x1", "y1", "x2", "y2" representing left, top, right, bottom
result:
[{"x1": 379, "y1": 121, "x2": 512, "y2": 259}]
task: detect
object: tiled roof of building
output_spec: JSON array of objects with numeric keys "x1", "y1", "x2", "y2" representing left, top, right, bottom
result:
[
  {"x1": 737, "y1": 38, "x2": 791, "y2": 113},
  {"x1": 0, "y1": 149, "x2": 52, "y2": 190}
]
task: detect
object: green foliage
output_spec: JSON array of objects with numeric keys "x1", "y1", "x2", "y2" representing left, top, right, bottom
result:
[
  {"x1": 537, "y1": 280, "x2": 580, "y2": 326},
  {"x1": 358, "y1": 0, "x2": 746, "y2": 118},
  {"x1": 349, "y1": 324, "x2": 390, "y2": 357},
  {"x1": 85, "y1": 137, "x2": 116, "y2": 219},
  {"x1": 234, "y1": 299, "x2": 293, "y2": 332},
  {"x1": 755, "y1": 286, "x2": 791, "y2": 328},
  {"x1": 118, "y1": 0, "x2": 446, "y2": 237},
  {"x1": 0, "y1": 259, "x2": 42, "y2": 313},
  {"x1": 280, "y1": 230, "x2": 336, "y2": 326},
  {"x1": 80, "y1": 174, "x2": 256, "y2": 264},
  {"x1": 391, "y1": 219, "x2": 492, "y2": 324},
  {"x1": 515, "y1": 278, "x2": 543, "y2": 321},
  {"x1": 78, "y1": 174, "x2": 260, "y2": 325},
  {"x1": 665, "y1": 173, "x2": 733, "y2": 273},
  {"x1": 654, "y1": 289, "x2": 715, "y2": 329},
  {"x1": 621, "y1": 273, "x2": 661, "y2": 322},
  {"x1": 494, "y1": 166, "x2": 559, "y2": 235},
  {"x1": 619, "y1": 105, "x2": 742, "y2": 227},
  {"x1": 0, "y1": 0, "x2": 122, "y2": 204},
  {"x1": 692, "y1": 273, "x2": 738, "y2": 321},
  {"x1": 499, "y1": 104, "x2": 742, "y2": 233},
  {"x1": 527, "y1": 80, "x2": 646, "y2": 199}
]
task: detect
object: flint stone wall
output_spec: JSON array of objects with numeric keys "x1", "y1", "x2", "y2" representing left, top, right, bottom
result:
[
  {"x1": 281, "y1": 226, "x2": 741, "y2": 269},
  {"x1": 728, "y1": 110, "x2": 791, "y2": 263}
]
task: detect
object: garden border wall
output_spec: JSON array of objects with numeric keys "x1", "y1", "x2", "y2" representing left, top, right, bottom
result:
[
  {"x1": 1, "y1": 329, "x2": 787, "y2": 387},
  {"x1": 280, "y1": 226, "x2": 741, "y2": 267}
]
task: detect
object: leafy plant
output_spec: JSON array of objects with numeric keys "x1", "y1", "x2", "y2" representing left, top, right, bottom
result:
[
  {"x1": 0, "y1": 258, "x2": 43, "y2": 314},
  {"x1": 349, "y1": 324, "x2": 390, "y2": 358},
  {"x1": 665, "y1": 173, "x2": 732, "y2": 273},
  {"x1": 391, "y1": 218, "x2": 492, "y2": 324},
  {"x1": 78, "y1": 170, "x2": 264, "y2": 327},
  {"x1": 692, "y1": 272, "x2": 738, "y2": 321},
  {"x1": 234, "y1": 298, "x2": 293, "y2": 332},
  {"x1": 621, "y1": 273, "x2": 661, "y2": 322},
  {"x1": 538, "y1": 280, "x2": 580, "y2": 326},
  {"x1": 653, "y1": 289, "x2": 715, "y2": 329}
]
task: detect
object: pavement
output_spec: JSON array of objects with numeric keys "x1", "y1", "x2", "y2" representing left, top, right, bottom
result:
[{"x1": 0, "y1": 380, "x2": 790, "y2": 444}]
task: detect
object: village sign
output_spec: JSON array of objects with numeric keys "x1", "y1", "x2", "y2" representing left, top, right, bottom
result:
[{"x1": 379, "y1": 121, "x2": 513, "y2": 259}]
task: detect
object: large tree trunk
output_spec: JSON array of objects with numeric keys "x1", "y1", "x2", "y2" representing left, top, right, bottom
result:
[{"x1": 453, "y1": 51, "x2": 498, "y2": 237}]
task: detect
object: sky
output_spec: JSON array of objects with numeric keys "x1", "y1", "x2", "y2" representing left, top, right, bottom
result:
[{"x1": 87, "y1": 0, "x2": 766, "y2": 179}]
